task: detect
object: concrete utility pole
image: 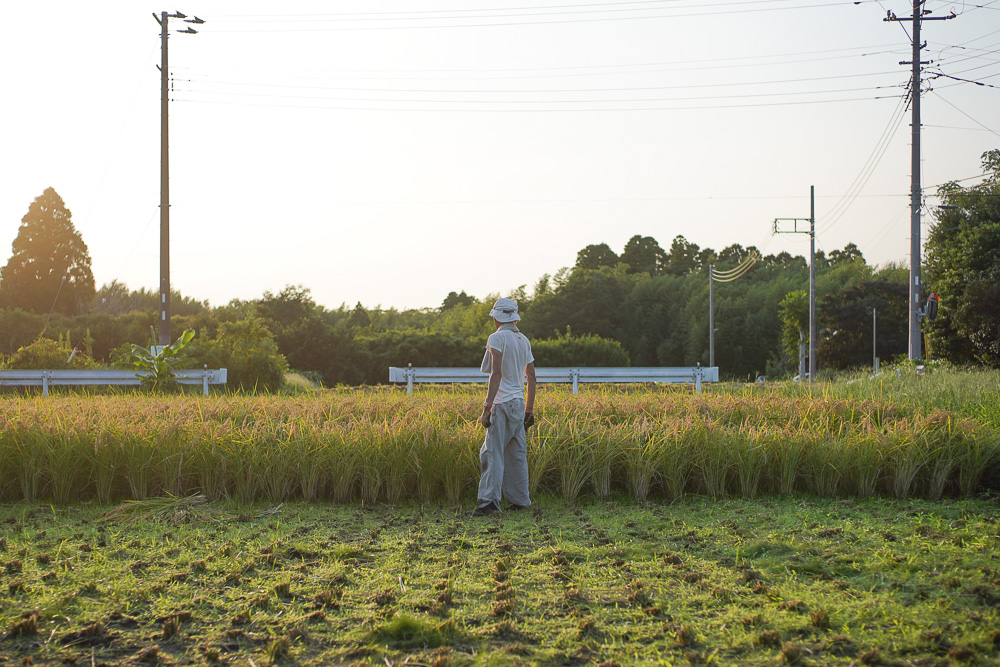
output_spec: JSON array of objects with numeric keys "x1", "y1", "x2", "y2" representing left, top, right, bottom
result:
[
  {"x1": 774, "y1": 186, "x2": 817, "y2": 382},
  {"x1": 154, "y1": 10, "x2": 204, "y2": 346},
  {"x1": 809, "y1": 186, "x2": 816, "y2": 382},
  {"x1": 884, "y1": 1, "x2": 955, "y2": 360},
  {"x1": 708, "y1": 265, "x2": 715, "y2": 369}
]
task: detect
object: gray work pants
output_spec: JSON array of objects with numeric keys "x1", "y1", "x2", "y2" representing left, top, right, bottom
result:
[{"x1": 477, "y1": 398, "x2": 531, "y2": 509}]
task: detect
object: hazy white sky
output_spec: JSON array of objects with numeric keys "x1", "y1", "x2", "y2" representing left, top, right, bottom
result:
[{"x1": 2, "y1": 1, "x2": 997, "y2": 311}]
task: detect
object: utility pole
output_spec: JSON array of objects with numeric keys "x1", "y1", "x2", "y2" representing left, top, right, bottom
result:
[
  {"x1": 774, "y1": 186, "x2": 817, "y2": 382},
  {"x1": 708, "y1": 264, "x2": 715, "y2": 369},
  {"x1": 809, "y1": 185, "x2": 816, "y2": 382},
  {"x1": 872, "y1": 307, "x2": 878, "y2": 373},
  {"x1": 884, "y1": 2, "x2": 955, "y2": 360},
  {"x1": 153, "y1": 10, "x2": 204, "y2": 346}
]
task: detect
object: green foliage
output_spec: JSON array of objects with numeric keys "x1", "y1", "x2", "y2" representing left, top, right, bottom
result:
[
  {"x1": 130, "y1": 328, "x2": 196, "y2": 391},
  {"x1": 779, "y1": 290, "x2": 808, "y2": 361},
  {"x1": 531, "y1": 332, "x2": 630, "y2": 366},
  {"x1": 440, "y1": 290, "x2": 474, "y2": 311},
  {"x1": 575, "y1": 242, "x2": 619, "y2": 270},
  {"x1": 91, "y1": 281, "x2": 208, "y2": 317},
  {"x1": 5, "y1": 334, "x2": 97, "y2": 370},
  {"x1": 925, "y1": 149, "x2": 1000, "y2": 366},
  {"x1": 351, "y1": 331, "x2": 484, "y2": 384},
  {"x1": 620, "y1": 234, "x2": 667, "y2": 275},
  {"x1": 817, "y1": 276, "x2": 907, "y2": 370},
  {"x1": 0, "y1": 188, "x2": 95, "y2": 315},
  {"x1": 191, "y1": 316, "x2": 288, "y2": 392}
]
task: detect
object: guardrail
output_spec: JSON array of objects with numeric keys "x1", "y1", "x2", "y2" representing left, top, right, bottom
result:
[
  {"x1": 388, "y1": 366, "x2": 718, "y2": 395},
  {"x1": 0, "y1": 368, "x2": 228, "y2": 396}
]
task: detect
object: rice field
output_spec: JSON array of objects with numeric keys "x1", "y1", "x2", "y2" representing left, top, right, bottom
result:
[{"x1": 1, "y1": 368, "x2": 997, "y2": 504}]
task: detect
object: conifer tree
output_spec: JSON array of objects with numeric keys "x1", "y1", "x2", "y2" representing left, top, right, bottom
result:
[{"x1": 0, "y1": 187, "x2": 96, "y2": 315}]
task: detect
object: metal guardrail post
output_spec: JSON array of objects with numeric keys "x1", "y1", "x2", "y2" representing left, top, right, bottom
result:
[
  {"x1": 42, "y1": 371, "x2": 50, "y2": 397},
  {"x1": 406, "y1": 363, "x2": 414, "y2": 396},
  {"x1": 694, "y1": 366, "x2": 703, "y2": 394},
  {"x1": 202, "y1": 366, "x2": 210, "y2": 396},
  {"x1": 571, "y1": 368, "x2": 580, "y2": 394}
]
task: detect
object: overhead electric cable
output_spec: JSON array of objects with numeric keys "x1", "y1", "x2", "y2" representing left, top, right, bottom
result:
[
  {"x1": 816, "y1": 81, "x2": 910, "y2": 234},
  {"x1": 930, "y1": 90, "x2": 1000, "y2": 138},
  {"x1": 202, "y1": 0, "x2": 884, "y2": 32},
  {"x1": 173, "y1": 92, "x2": 899, "y2": 112},
  {"x1": 177, "y1": 69, "x2": 901, "y2": 95}
]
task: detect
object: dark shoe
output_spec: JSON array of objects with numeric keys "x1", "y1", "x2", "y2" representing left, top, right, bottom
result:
[
  {"x1": 470, "y1": 501, "x2": 501, "y2": 517},
  {"x1": 506, "y1": 503, "x2": 529, "y2": 511}
]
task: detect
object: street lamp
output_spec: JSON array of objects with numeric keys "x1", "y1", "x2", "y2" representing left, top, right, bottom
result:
[{"x1": 153, "y1": 10, "x2": 203, "y2": 346}]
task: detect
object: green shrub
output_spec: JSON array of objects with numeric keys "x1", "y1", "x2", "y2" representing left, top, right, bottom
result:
[
  {"x1": 6, "y1": 335, "x2": 98, "y2": 370},
  {"x1": 532, "y1": 332, "x2": 630, "y2": 367},
  {"x1": 190, "y1": 316, "x2": 288, "y2": 392}
]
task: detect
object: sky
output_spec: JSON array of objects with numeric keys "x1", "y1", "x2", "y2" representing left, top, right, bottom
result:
[{"x1": 2, "y1": 0, "x2": 998, "y2": 312}]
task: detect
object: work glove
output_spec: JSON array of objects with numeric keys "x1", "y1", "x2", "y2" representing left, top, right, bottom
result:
[{"x1": 524, "y1": 411, "x2": 535, "y2": 429}]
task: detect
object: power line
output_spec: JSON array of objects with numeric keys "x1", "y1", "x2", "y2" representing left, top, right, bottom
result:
[
  {"x1": 201, "y1": 0, "x2": 883, "y2": 32},
  {"x1": 208, "y1": 0, "x2": 874, "y2": 21},
  {"x1": 816, "y1": 82, "x2": 910, "y2": 235},
  {"x1": 173, "y1": 92, "x2": 901, "y2": 112},
  {"x1": 175, "y1": 69, "x2": 903, "y2": 95},
  {"x1": 173, "y1": 43, "x2": 903, "y2": 80},
  {"x1": 931, "y1": 90, "x2": 1000, "y2": 138}
]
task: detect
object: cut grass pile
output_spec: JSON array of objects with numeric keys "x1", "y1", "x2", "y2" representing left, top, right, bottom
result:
[
  {"x1": 0, "y1": 497, "x2": 998, "y2": 665},
  {"x1": 0, "y1": 379, "x2": 997, "y2": 503}
]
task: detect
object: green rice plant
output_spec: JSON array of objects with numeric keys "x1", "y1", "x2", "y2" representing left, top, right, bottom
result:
[
  {"x1": 552, "y1": 417, "x2": 598, "y2": 503},
  {"x1": 528, "y1": 422, "x2": 558, "y2": 498},
  {"x1": 359, "y1": 424, "x2": 386, "y2": 504},
  {"x1": 121, "y1": 430, "x2": 159, "y2": 500},
  {"x1": 322, "y1": 426, "x2": 359, "y2": 504},
  {"x1": 696, "y1": 422, "x2": 732, "y2": 500},
  {"x1": 589, "y1": 431, "x2": 621, "y2": 499},
  {"x1": 90, "y1": 425, "x2": 124, "y2": 503},
  {"x1": 732, "y1": 425, "x2": 768, "y2": 499},
  {"x1": 658, "y1": 420, "x2": 694, "y2": 501},
  {"x1": 382, "y1": 424, "x2": 417, "y2": 505},
  {"x1": 623, "y1": 420, "x2": 661, "y2": 502},
  {"x1": 0, "y1": 431, "x2": 13, "y2": 500},
  {"x1": 805, "y1": 435, "x2": 847, "y2": 497},
  {"x1": 767, "y1": 428, "x2": 808, "y2": 495},
  {"x1": 155, "y1": 446, "x2": 186, "y2": 498},
  {"x1": 412, "y1": 424, "x2": 440, "y2": 503},
  {"x1": 957, "y1": 432, "x2": 997, "y2": 497},
  {"x1": 921, "y1": 414, "x2": 968, "y2": 500},
  {"x1": 260, "y1": 430, "x2": 297, "y2": 503},
  {"x1": 190, "y1": 427, "x2": 229, "y2": 501},
  {"x1": 886, "y1": 427, "x2": 929, "y2": 499},
  {"x1": 43, "y1": 428, "x2": 91, "y2": 504},
  {"x1": 440, "y1": 422, "x2": 480, "y2": 504},
  {"x1": 279, "y1": 419, "x2": 326, "y2": 501},
  {"x1": 224, "y1": 435, "x2": 263, "y2": 503},
  {"x1": 11, "y1": 429, "x2": 47, "y2": 501},
  {"x1": 844, "y1": 434, "x2": 884, "y2": 499}
]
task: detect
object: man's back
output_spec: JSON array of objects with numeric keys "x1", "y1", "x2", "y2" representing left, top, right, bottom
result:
[{"x1": 484, "y1": 327, "x2": 533, "y2": 404}]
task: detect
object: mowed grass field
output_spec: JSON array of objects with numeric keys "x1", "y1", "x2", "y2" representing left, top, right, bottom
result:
[
  {"x1": 0, "y1": 369, "x2": 998, "y2": 664},
  {"x1": 1, "y1": 497, "x2": 999, "y2": 665}
]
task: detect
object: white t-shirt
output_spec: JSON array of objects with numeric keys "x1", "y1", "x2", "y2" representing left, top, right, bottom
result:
[{"x1": 480, "y1": 325, "x2": 534, "y2": 405}]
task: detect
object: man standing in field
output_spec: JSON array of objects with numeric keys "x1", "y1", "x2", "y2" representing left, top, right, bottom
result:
[{"x1": 472, "y1": 297, "x2": 536, "y2": 516}]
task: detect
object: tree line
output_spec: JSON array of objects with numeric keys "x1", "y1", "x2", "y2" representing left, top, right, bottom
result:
[{"x1": 2, "y1": 150, "x2": 997, "y2": 388}]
